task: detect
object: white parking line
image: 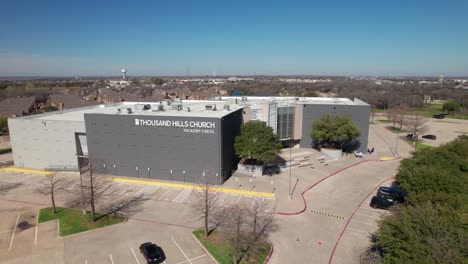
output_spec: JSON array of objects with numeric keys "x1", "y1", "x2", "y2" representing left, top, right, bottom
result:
[
  {"x1": 235, "y1": 195, "x2": 242, "y2": 205},
  {"x1": 34, "y1": 225, "x2": 38, "y2": 245},
  {"x1": 0, "y1": 229, "x2": 14, "y2": 234},
  {"x1": 171, "y1": 236, "x2": 192, "y2": 264},
  {"x1": 175, "y1": 254, "x2": 208, "y2": 264},
  {"x1": 355, "y1": 212, "x2": 381, "y2": 219},
  {"x1": 159, "y1": 188, "x2": 173, "y2": 201},
  {"x1": 85, "y1": 260, "x2": 88, "y2": 264},
  {"x1": 351, "y1": 220, "x2": 378, "y2": 227},
  {"x1": 131, "y1": 247, "x2": 140, "y2": 264},
  {"x1": 109, "y1": 253, "x2": 115, "y2": 264},
  {"x1": 8, "y1": 213, "x2": 20, "y2": 252}
]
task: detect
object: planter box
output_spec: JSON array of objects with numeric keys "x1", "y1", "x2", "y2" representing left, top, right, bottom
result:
[
  {"x1": 320, "y1": 148, "x2": 342, "y2": 160},
  {"x1": 237, "y1": 159, "x2": 265, "y2": 176}
]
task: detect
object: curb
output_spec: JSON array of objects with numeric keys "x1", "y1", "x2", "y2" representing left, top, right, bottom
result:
[
  {"x1": 276, "y1": 158, "x2": 401, "y2": 216},
  {"x1": 113, "y1": 177, "x2": 275, "y2": 198},
  {"x1": 263, "y1": 241, "x2": 274, "y2": 264},
  {"x1": 328, "y1": 176, "x2": 394, "y2": 264},
  {"x1": 191, "y1": 232, "x2": 219, "y2": 264}
]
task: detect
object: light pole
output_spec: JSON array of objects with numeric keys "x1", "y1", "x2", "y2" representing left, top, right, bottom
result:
[
  {"x1": 288, "y1": 137, "x2": 292, "y2": 200},
  {"x1": 395, "y1": 131, "x2": 400, "y2": 157}
]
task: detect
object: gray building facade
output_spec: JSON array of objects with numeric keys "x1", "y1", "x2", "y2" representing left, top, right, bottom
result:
[
  {"x1": 300, "y1": 99, "x2": 370, "y2": 152},
  {"x1": 84, "y1": 110, "x2": 242, "y2": 184}
]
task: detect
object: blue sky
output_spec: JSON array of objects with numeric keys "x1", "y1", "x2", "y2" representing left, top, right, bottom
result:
[{"x1": 1, "y1": 0, "x2": 467, "y2": 77}]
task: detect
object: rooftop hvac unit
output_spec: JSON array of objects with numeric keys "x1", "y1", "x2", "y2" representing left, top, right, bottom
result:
[
  {"x1": 117, "y1": 109, "x2": 121, "y2": 114},
  {"x1": 143, "y1": 104, "x2": 151, "y2": 110},
  {"x1": 242, "y1": 96, "x2": 247, "y2": 101},
  {"x1": 171, "y1": 104, "x2": 182, "y2": 111},
  {"x1": 223, "y1": 104, "x2": 230, "y2": 111},
  {"x1": 227, "y1": 98, "x2": 238, "y2": 104},
  {"x1": 127, "y1": 108, "x2": 133, "y2": 114},
  {"x1": 186, "y1": 107, "x2": 191, "y2": 112},
  {"x1": 157, "y1": 104, "x2": 164, "y2": 111},
  {"x1": 205, "y1": 104, "x2": 217, "y2": 111}
]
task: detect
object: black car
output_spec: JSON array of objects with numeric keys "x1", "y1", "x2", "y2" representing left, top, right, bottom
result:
[
  {"x1": 370, "y1": 195, "x2": 397, "y2": 209},
  {"x1": 377, "y1": 186, "x2": 406, "y2": 202},
  {"x1": 140, "y1": 242, "x2": 166, "y2": 264},
  {"x1": 422, "y1": 134, "x2": 437, "y2": 140},
  {"x1": 432, "y1": 114, "x2": 445, "y2": 119}
]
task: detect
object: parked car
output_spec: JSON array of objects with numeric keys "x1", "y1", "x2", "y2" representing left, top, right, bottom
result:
[
  {"x1": 370, "y1": 195, "x2": 397, "y2": 209},
  {"x1": 432, "y1": 114, "x2": 445, "y2": 119},
  {"x1": 140, "y1": 242, "x2": 166, "y2": 264},
  {"x1": 422, "y1": 134, "x2": 437, "y2": 140},
  {"x1": 377, "y1": 186, "x2": 406, "y2": 202}
]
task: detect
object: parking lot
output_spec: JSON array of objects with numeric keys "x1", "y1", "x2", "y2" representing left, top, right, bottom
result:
[{"x1": 64, "y1": 220, "x2": 213, "y2": 264}]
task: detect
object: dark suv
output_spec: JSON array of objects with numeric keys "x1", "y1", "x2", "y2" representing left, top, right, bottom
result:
[
  {"x1": 432, "y1": 114, "x2": 445, "y2": 119},
  {"x1": 377, "y1": 186, "x2": 406, "y2": 202},
  {"x1": 370, "y1": 195, "x2": 397, "y2": 209},
  {"x1": 140, "y1": 242, "x2": 166, "y2": 264}
]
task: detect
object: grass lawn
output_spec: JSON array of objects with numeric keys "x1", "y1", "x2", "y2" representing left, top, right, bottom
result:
[
  {"x1": 414, "y1": 104, "x2": 468, "y2": 120},
  {"x1": 376, "y1": 119, "x2": 392, "y2": 124},
  {"x1": 404, "y1": 140, "x2": 433, "y2": 150},
  {"x1": 0, "y1": 148, "x2": 12, "y2": 154},
  {"x1": 193, "y1": 230, "x2": 271, "y2": 264},
  {"x1": 385, "y1": 126, "x2": 406, "y2": 134},
  {"x1": 38, "y1": 207, "x2": 125, "y2": 236}
]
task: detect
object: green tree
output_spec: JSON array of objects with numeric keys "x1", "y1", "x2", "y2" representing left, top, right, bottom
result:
[
  {"x1": 0, "y1": 117, "x2": 8, "y2": 135},
  {"x1": 442, "y1": 101, "x2": 461, "y2": 115},
  {"x1": 372, "y1": 136, "x2": 468, "y2": 263},
  {"x1": 234, "y1": 121, "x2": 282, "y2": 163},
  {"x1": 151, "y1": 78, "x2": 165, "y2": 85},
  {"x1": 310, "y1": 113, "x2": 361, "y2": 149}
]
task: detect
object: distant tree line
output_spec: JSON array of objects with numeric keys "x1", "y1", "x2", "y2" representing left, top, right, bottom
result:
[{"x1": 365, "y1": 136, "x2": 468, "y2": 263}]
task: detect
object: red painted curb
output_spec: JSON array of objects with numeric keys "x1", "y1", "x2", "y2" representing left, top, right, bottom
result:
[
  {"x1": 328, "y1": 176, "x2": 395, "y2": 264},
  {"x1": 276, "y1": 159, "x2": 377, "y2": 216},
  {"x1": 263, "y1": 241, "x2": 274, "y2": 264}
]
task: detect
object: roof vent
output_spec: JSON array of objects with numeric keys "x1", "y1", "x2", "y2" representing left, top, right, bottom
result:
[
  {"x1": 223, "y1": 104, "x2": 230, "y2": 111},
  {"x1": 186, "y1": 107, "x2": 191, "y2": 112},
  {"x1": 143, "y1": 104, "x2": 151, "y2": 110},
  {"x1": 127, "y1": 108, "x2": 133, "y2": 114},
  {"x1": 205, "y1": 104, "x2": 217, "y2": 111}
]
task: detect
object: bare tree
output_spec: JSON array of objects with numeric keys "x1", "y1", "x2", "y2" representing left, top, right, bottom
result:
[
  {"x1": 220, "y1": 203, "x2": 276, "y2": 264},
  {"x1": 370, "y1": 107, "x2": 377, "y2": 123},
  {"x1": 193, "y1": 175, "x2": 220, "y2": 238},
  {"x1": 79, "y1": 157, "x2": 114, "y2": 221},
  {"x1": 38, "y1": 173, "x2": 66, "y2": 214},
  {"x1": 404, "y1": 113, "x2": 428, "y2": 151},
  {"x1": 395, "y1": 105, "x2": 409, "y2": 131}
]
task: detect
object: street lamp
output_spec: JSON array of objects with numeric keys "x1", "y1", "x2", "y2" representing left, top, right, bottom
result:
[{"x1": 288, "y1": 137, "x2": 292, "y2": 200}]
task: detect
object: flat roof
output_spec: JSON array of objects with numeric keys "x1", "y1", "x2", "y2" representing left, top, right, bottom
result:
[
  {"x1": 18, "y1": 101, "x2": 244, "y2": 122},
  {"x1": 14, "y1": 96, "x2": 368, "y2": 122}
]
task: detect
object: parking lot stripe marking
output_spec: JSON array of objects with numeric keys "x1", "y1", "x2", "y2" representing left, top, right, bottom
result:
[
  {"x1": 351, "y1": 220, "x2": 378, "y2": 227},
  {"x1": 310, "y1": 210, "x2": 346, "y2": 220},
  {"x1": 113, "y1": 177, "x2": 275, "y2": 198},
  {"x1": 235, "y1": 195, "x2": 242, "y2": 205},
  {"x1": 171, "y1": 236, "x2": 193, "y2": 264},
  {"x1": 175, "y1": 254, "x2": 208, "y2": 264},
  {"x1": 85, "y1": 260, "x2": 88, "y2": 264},
  {"x1": 131, "y1": 248, "x2": 140, "y2": 264},
  {"x1": 355, "y1": 212, "x2": 381, "y2": 219},
  {"x1": 109, "y1": 253, "x2": 115, "y2": 264},
  {"x1": 0, "y1": 229, "x2": 14, "y2": 234},
  {"x1": 34, "y1": 226, "x2": 38, "y2": 245},
  {"x1": 347, "y1": 227, "x2": 370, "y2": 234},
  {"x1": 159, "y1": 188, "x2": 172, "y2": 201},
  {"x1": 9, "y1": 213, "x2": 20, "y2": 252}
]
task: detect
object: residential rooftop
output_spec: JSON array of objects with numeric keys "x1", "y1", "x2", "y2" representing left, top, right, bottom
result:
[{"x1": 217, "y1": 96, "x2": 369, "y2": 106}]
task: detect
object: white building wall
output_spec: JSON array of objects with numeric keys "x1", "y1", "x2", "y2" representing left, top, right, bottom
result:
[{"x1": 8, "y1": 118, "x2": 85, "y2": 170}]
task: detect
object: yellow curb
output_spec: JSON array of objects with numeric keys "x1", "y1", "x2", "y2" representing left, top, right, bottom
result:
[
  {"x1": 380, "y1": 157, "x2": 396, "y2": 161},
  {"x1": 0, "y1": 167, "x2": 52, "y2": 175},
  {"x1": 112, "y1": 177, "x2": 275, "y2": 198}
]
